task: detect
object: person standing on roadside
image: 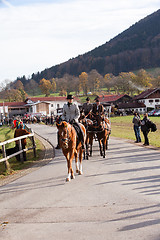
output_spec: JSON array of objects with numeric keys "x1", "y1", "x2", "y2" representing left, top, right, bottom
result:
[
  {"x1": 141, "y1": 113, "x2": 150, "y2": 146},
  {"x1": 132, "y1": 112, "x2": 141, "y2": 143}
]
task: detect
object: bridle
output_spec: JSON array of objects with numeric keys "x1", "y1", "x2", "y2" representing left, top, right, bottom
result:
[{"x1": 60, "y1": 127, "x2": 71, "y2": 144}]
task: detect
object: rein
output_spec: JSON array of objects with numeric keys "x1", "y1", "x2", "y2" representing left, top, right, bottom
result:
[{"x1": 61, "y1": 127, "x2": 71, "y2": 143}]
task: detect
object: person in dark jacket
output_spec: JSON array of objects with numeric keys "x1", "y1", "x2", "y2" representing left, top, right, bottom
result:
[
  {"x1": 141, "y1": 113, "x2": 150, "y2": 146},
  {"x1": 82, "y1": 97, "x2": 93, "y2": 117},
  {"x1": 92, "y1": 98, "x2": 104, "y2": 116},
  {"x1": 132, "y1": 112, "x2": 141, "y2": 143}
]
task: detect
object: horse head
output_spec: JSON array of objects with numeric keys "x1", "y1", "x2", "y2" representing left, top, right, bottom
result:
[{"x1": 56, "y1": 121, "x2": 71, "y2": 149}]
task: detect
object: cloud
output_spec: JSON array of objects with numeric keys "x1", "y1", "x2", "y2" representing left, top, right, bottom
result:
[{"x1": 0, "y1": 0, "x2": 159, "y2": 83}]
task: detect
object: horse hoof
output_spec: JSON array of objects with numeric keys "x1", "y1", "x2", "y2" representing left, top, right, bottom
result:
[
  {"x1": 103, "y1": 155, "x2": 105, "y2": 158},
  {"x1": 66, "y1": 178, "x2": 70, "y2": 182},
  {"x1": 71, "y1": 175, "x2": 75, "y2": 179},
  {"x1": 79, "y1": 171, "x2": 83, "y2": 175},
  {"x1": 76, "y1": 169, "x2": 79, "y2": 173}
]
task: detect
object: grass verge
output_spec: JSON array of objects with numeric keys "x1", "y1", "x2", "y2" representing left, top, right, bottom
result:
[
  {"x1": 0, "y1": 126, "x2": 44, "y2": 178},
  {"x1": 111, "y1": 116, "x2": 160, "y2": 148}
]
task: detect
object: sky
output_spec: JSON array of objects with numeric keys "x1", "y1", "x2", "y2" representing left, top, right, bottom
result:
[{"x1": 0, "y1": 0, "x2": 159, "y2": 85}]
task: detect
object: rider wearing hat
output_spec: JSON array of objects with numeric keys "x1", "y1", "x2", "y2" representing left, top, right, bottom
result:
[
  {"x1": 61, "y1": 94, "x2": 80, "y2": 122},
  {"x1": 61, "y1": 94, "x2": 85, "y2": 149},
  {"x1": 92, "y1": 97, "x2": 104, "y2": 116},
  {"x1": 82, "y1": 97, "x2": 93, "y2": 118}
]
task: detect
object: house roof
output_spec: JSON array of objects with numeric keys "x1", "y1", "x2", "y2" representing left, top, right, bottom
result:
[
  {"x1": 25, "y1": 96, "x2": 81, "y2": 103},
  {"x1": 118, "y1": 102, "x2": 146, "y2": 109},
  {"x1": 97, "y1": 94, "x2": 131, "y2": 103},
  {"x1": 0, "y1": 102, "x2": 26, "y2": 107},
  {"x1": 133, "y1": 88, "x2": 160, "y2": 100}
]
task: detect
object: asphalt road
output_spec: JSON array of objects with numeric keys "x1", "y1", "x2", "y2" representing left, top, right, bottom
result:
[{"x1": 1, "y1": 123, "x2": 160, "y2": 240}]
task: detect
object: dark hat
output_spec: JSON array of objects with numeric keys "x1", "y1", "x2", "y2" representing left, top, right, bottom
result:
[
  {"x1": 67, "y1": 94, "x2": 74, "y2": 99},
  {"x1": 86, "y1": 97, "x2": 90, "y2": 101},
  {"x1": 94, "y1": 96, "x2": 99, "y2": 101},
  {"x1": 96, "y1": 99, "x2": 100, "y2": 102}
]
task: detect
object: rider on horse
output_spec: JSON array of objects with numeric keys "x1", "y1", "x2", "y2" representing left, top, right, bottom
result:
[
  {"x1": 61, "y1": 94, "x2": 85, "y2": 149},
  {"x1": 82, "y1": 97, "x2": 93, "y2": 118},
  {"x1": 91, "y1": 97, "x2": 111, "y2": 132}
]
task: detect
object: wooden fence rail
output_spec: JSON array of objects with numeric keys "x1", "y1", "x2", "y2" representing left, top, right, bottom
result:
[{"x1": 0, "y1": 128, "x2": 36, "y2": 172}]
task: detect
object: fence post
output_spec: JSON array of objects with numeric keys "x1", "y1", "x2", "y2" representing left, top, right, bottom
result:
[
  {"x1": 2, "y1": 145, "x2": 11, "y2": 173},
  {"x1": 32, "y1": 136, "x2": 36, "y2": 158},
  {"x1": 19, "y1": 140, "x2": 24, "y2": 163}
]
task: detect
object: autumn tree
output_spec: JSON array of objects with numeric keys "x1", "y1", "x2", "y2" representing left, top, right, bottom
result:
[
  {"x1": 117, "y1": 72, "x2": 138, "y2": 95},
  {"x1": 50, "y1": 78, "x2": 56, "y2": 93},
  {"x1": 152, "y1": 75, "x2": 160, "y2": 87},
  {"x1": 134, "y1": 69, "x2": 153, "y2": 89},
  {"x1": 25, "y1": 79, "x2": 39, "y2": 96},
  {"x1": 5, "y1": 89, "x2": 23, "y2": 102},
  {"x1": 14, "y1": 80, "x2": 24, "y2": 90},
  {"x1": 39, "y1": 78, "x2": 52, "y2": 97},
  {"x1": 104, "y1": 73, "x2": 114, "y2": 93},
  {"x1": 79, "y1": 72, "x2": 88, "y2": 95},
  {"x1": 88, "y1": 70, "x2": 103, "y2": 93}
]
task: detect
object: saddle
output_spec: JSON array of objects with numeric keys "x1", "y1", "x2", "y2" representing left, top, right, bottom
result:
[{"x1": 72, "y1": 122, "x2": 85, "y2": 148}]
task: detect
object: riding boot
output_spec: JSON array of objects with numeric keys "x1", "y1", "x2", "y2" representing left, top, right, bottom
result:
[{"x1": 73, "y1": 122, "x2": 85, "y2": 149}]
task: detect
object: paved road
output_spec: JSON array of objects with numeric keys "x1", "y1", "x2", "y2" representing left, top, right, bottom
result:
[{"x1": 1, "y1": 124, "x2": 160, "y2": 240}]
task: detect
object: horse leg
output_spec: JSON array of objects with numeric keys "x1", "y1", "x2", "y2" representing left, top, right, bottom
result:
[
  {"x1": 85, "y1": 135, "x2": 89, "y2": 160},
  {"x1": 66, "y1": 151, "x2": 75, "y2": 182},
  {"x1": 102, "y1": 138, "x2": 106, "y2": 158},
  {"x1": 106, "y1": 133, "x2": 109, "y2": 150},
  {"x1": 89, "y1": 134, "x2": 93, "y2": 157},
  {"x1": 70, "y1": 151, "x2": 75, "y2": 180},
  {"x1": 78, "y1": 147, "x2": 83, "y2": 175},
  {"x1": 74, "y1": 149, "x2": 79, "y2": 173},
  {"x1": 98, "y1": 138, "x2": 103, "y2": 156}
]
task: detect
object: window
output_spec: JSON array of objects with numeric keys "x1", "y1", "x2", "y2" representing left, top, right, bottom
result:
[
  {"x1": 155, "y1": 99, "x2": 159, "y2": 103},
  {"x1": 57, "y1": 104, "x2": 60, "y2": 108},
  {"x1": 51, "y1": 104, "x2": 53, "y2": 107},
  {"x1": 149, "y1": 100, "x2": 153, "y2": 103}
]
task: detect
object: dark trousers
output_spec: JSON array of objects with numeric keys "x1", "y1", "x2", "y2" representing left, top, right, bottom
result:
[
  {"x1": 15, "y1": 144, "x2": 27, "y2": 161},
  {"x1": 142, "y1": 131, "x2": 149, "y2": 145}
]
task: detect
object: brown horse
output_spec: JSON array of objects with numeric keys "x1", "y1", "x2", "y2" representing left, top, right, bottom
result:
[
  {"x1": 79, "y1": 115, "x2": 94, "y2": 159},
  {"x1": 96, "y1": 116, "x2": 110, "y2": 158},
  {"x1": 56, "y1": 121, "x2": 86, "y2": 182}
]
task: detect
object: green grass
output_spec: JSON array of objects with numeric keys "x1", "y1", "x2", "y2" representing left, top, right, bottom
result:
[
  {"x1": 0, "y1": 126, "x2": 44, "y2": 177},
  {"x1": 111, "y1": 116, "x2": 160, "y2": 148}
]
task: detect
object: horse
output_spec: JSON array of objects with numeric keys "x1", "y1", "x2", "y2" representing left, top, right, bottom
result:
[
  {"x1": 79, "y1": 114, "x2": 94, "y2": 159},
  {"x1": 56, "y1": 121, "x2": 86, "y2": 182},
  {"x1": 95, "y1": 116, "x2": 110, "y2": 158}
]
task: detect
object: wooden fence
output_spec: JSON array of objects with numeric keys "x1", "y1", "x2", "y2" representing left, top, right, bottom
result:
[{"x1": 0, "y1": 127, "x2": 36, "y2": 172}]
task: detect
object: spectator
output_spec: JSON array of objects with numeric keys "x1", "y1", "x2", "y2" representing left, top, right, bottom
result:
[
  {"x1": 141, "y1": 113, "x2": 150, "y2": 146},
  {"x1": 132, "y1": 112, "x2": 141, "y2": 143}
]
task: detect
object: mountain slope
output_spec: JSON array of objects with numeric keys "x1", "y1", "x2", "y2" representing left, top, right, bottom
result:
[{"x1": 22, "y1": 9, "x2": 160, "y2": 84}]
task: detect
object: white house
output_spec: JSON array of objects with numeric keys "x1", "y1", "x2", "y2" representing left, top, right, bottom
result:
[
  {"x1": 133, "y1": 88, "x2": 160, "y2": 111},
  {"x1": 25, "y1": 96, "x2": 81, "y2": 116}
]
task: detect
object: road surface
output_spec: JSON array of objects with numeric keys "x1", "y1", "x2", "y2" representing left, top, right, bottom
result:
[{"x1": 0, "y1": 123, "x2": 160, "y2": 240}]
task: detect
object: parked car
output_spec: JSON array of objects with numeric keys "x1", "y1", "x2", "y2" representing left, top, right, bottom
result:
[
  {"x1": 148, "y1": 109, "x2": 159, "y2": 116},
  {"x1": 154, "y1": 109, "x2": 160, "y2": 116}
]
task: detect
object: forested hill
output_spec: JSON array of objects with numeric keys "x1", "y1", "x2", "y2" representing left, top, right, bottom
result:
[{"x1": 20, "y1": 9, "x2": 160, "y2": 83}]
